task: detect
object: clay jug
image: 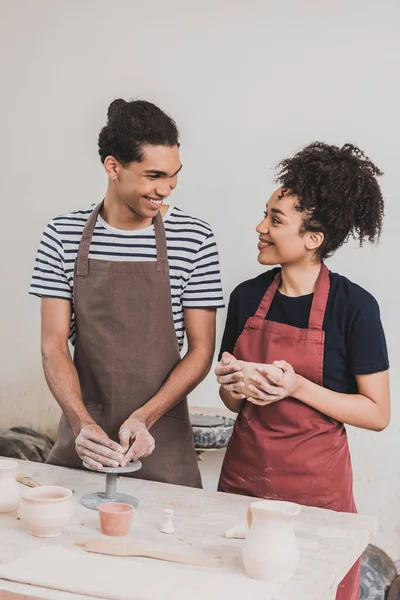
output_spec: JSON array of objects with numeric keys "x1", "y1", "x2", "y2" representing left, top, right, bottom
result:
[
  {"x1": 0, "y1": 459, "x2": 20, "y2": 513},
  {"x1": 243, "y1": 499, "x2": 301, "y2": 582}
]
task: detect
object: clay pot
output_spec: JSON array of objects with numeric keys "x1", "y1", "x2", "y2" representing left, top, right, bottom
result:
[
  {"x1": 98, "y1": 502, "x2": 134, "y2": 536},
  {"x1": 238, "y1": 361, "x2": 283, "y2": 399},
  {"x1": 0, "y1": 459, "x2": 20, "y2": 513},
  {"x1": 19, "y1": 485, "x2": 73, "y2": 537}
]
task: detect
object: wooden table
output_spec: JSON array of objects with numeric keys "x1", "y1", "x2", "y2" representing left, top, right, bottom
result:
[{"x1": 0, "y1": 459, "x2": 377, "y2": 600}]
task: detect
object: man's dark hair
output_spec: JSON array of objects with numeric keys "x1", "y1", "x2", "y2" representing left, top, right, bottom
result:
[
  {"x1": 275, "y1": 142, "x2": 384, "y2": 260},
  {"x1": 98, "y1": 98, "x2": 179, "y2": 165}
]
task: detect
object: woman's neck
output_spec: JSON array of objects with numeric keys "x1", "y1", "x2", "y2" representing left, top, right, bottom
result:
[{"x1": 279, "y1": 261, "x2": 322, "y2": 297}]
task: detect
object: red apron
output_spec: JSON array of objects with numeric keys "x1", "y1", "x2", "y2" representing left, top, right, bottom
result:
[{"x1": 218, "y1": 264, "x2": 360, "y2": 600}]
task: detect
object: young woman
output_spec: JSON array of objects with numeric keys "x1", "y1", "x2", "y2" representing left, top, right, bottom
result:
[{"x1": 215, "y1": 142, "x2": 390, "y2": 600}]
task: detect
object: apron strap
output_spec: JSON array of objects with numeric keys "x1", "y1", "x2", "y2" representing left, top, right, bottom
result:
[
  {"x1": 76, "y1": 202, "x2": 103, "y2": 277},
  {"x1": 251, "y1": 264, "x2": 330, "y2": 330},
  {"x1": 153, "y1": 211, "x2": 169, "y2": 272},
  {"x1": 76, "y1": 202, "x2": 169, "y2": 277},
  {"x1": 308, "y1": 263, "x2": 330, "y2": 330},
  {"x1": 252, "y1": 271, "x2": 281, "y2": 325}
]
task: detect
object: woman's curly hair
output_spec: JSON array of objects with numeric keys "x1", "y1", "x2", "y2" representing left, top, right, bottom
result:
[
  {"x1": 275, "y1": 142, "x2": 384, "y2": 260},
  {"x1": 98, "y1": 98, "x2": 179, "y2": 165}
]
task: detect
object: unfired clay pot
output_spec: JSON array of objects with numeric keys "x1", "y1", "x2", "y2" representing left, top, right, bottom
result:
[
  {"x1": 238, "y1": 361, "x2": 283, "y2": 399},
  {"x1": 98, "y1": 502, "x2": 134, "y2": 536},
  {"x1": 19, "y1": 485, "x2": 74, "y2": 537},
  {"x1": 243, "y1": 499, "x2": 301, "y2": 582},
  {"x1": 0, "y1": 459, "x2": 20, "y2": 513}
]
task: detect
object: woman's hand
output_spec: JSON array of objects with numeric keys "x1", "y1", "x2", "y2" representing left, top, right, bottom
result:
[
  {"x1": 246, "y1": 360, "x2": 301, "y2": 406},
  {"x1": 215, "y1": 352, "x2": 247, "y2": 400}
]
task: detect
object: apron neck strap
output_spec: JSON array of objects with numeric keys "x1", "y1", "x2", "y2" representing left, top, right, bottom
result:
[
  {"x1": 76, "y1": 202, "x2": 103, "y2": 276},
  {"x1": 76, "y1": 202, "x2": 168, "y2": 277},
  {"x1": 153, "y1": 210, "x2": 168, "y2": 269},
  {"x1": 307, "y1": 263, "x2": 330, "y2": 330},
  {"x1": 253, "y1": 263, "x2": 330, "y2": 330}
]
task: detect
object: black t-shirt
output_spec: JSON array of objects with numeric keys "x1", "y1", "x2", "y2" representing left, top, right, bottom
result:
[{"x1": 219, "y1": 268, "x2": 389, "y2": 394}]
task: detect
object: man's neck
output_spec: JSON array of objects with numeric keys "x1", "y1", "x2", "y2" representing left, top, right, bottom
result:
[{"x1": 101, "y1": 192, "x2": 169, "y2": 231}]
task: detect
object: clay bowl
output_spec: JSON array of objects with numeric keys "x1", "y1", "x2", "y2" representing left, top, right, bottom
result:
[
  {"x1": 238, "y1": 361, "x2": 283, "y2": 399},
  {"x1": 19, "y1": 485, "x2": 74, "y2": 537},
  {"x1": 98, "y1": 502, "x2": 134, "y2": 536}
]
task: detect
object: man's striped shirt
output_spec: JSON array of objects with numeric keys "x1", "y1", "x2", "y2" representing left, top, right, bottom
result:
[{"x1": 29, "y1": 204, "x2": 225, "y2": 349}]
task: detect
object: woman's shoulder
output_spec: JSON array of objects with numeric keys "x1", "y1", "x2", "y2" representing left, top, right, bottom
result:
[
  {"x1": 230, "y1": 268, "x2": 280, "y2": 301},
  {"x1": 329, "y1": 271, "x2": 381, "y2": 313}
]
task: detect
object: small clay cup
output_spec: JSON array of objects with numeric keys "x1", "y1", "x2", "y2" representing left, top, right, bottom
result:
[{"x1": 98, "y1": 502, "x2": 134, "y2": 536}]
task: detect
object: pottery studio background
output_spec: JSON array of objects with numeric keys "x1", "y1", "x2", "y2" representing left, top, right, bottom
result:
[{"x1": 1, "y1": 0, "x2": 399, "y2": 561}]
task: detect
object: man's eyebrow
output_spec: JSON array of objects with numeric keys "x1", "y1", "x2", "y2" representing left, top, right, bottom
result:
[{"x1": 144, "y1": 165, "x2": 183, "y2": 177}]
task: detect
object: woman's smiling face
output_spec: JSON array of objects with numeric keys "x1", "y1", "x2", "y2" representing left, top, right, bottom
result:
[{"x1": 256, "y1": 188, "x2": 324, "y2": 266}]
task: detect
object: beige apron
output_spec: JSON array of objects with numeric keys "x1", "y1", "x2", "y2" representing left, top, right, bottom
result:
[{"x1": 47, "y1": 202, "x2": 202, "y2": 488}]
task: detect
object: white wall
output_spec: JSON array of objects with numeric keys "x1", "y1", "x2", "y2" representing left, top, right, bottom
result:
[{"x1": 1, "y1": 0, "x2": 399, "y2": 559}]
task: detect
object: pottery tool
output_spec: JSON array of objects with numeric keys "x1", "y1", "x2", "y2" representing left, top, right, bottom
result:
[
  {"x1": 16, "y1": 474, "x2": 40, "y2": 488},
  {"x1": 79, "y1": 538, "x2": 221, "y2": 568},
  {"x1": 81, "y1": 461, "x2": 142, "y2": 510}
]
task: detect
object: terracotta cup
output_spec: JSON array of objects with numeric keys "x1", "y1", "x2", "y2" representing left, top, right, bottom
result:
[{"x1": 98, "y1": 502, "x2": 134, "y2": 536}]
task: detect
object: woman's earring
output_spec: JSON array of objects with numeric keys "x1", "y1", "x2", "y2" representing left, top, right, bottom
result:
[{"x1": 112, "y1": 176, "x2": 117, "y2": 182}]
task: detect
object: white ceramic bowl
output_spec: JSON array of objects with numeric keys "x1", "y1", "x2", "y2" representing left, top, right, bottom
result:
[
  {"x1": 0, "y1": 459, "x2": 20, "y2": 513},
  {"x1": 19, "y1": 485, "x2": 74, "y2": 537}
]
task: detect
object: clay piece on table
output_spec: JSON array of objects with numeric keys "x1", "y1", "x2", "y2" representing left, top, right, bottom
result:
[
  {"x1": 238, "y1": 361, "x2": 283, "y2": 399},
  {"x1": 225, "y1": 522, "x2": 248, "y2": 539},
  {"x1": 159, "y1": 508, "x2": 175, "y2": 534}
]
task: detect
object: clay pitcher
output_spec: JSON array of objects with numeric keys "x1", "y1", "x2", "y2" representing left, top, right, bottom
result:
[
  {"x1": 243, "y1": 499, "x2": 301, "y2": 582},
  {"x1": 0, "y1": 459, "x2": 20, "y2": 513}
]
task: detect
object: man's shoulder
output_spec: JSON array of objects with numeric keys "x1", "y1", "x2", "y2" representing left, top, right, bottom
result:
[
  {"x1": 48, "y1": 204, "x2": 96, "y2": 233},
  {"x1": 167, "y1": 206, "x2": 214, "y2": 237}
]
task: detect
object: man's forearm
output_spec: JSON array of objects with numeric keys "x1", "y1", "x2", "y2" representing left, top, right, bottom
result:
[
  {"x1": 42, "y1": 346, "x2": 95, "y2": 436},
  {"x1": 133, "y1": 348, "x2": 213, "y2": 429}
]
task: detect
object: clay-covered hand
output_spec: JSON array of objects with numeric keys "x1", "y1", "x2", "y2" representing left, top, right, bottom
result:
[
  {"x1": 118, "y1": 417, "x2": 155, "y2": 467},
  {"x1": 214, "y1": 352, "x2": 247, "y2": 400},
  {"x1": 75, "y1": 424, "x2": 124, "y2": 470},
  {"x1": 246, "y1": 360, "x2": 300, "y2": 406}
]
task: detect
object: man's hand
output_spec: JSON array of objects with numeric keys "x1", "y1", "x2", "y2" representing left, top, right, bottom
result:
[
  {"x1": 75, "y1": 424, "x2": 124, "y2": 470},
  {"x1": 215, "y1": 352, "x2": 247, "y2": 400},
  {"x1": 118, "y1": 417, "x2": 155, "y2": 467},
  {"x1": 246, "y1": 360, "x2": 300, "y2": 405}
]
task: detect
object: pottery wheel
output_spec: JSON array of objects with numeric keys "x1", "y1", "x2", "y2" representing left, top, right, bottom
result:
[{"x1": 81, "y1": 461, "x2": 142, "y2": 511}]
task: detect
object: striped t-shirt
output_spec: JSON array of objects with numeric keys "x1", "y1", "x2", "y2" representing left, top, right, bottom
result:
[{"x1": 29, "y1": 204, "x2": 225, "y2": 349}]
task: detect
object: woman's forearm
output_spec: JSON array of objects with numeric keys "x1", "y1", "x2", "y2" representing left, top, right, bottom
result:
[
  {"x1": 219, "y1": 385, "x2": 245, "y2": 413},
  {"x1": 294, "y1": 375, "x2": 390, "y2": 432}
]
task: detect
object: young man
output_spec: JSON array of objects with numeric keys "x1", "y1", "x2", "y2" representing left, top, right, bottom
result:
[{"x1": 30, "y1": 98, "x2": 224, "y2": 487}]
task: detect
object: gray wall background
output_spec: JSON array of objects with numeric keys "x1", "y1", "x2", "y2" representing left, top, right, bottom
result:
[{"x1": 1, "y1": 0, "x2": 399, "y2": 559}]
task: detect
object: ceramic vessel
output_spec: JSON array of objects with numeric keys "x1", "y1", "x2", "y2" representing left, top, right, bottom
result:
[
  {"x1": 19, "y1": 485, "x2": 73, "y2": 537},
  {"x1": 98, "y1": 502, "x2": 134, "y2": 536},
  {"x1": 238, "y1": 361, "x2": 283, "y2": 399},
  {"x1": 243, "y1": 499, "x2": 301, "y2": 582},
  {"x1": 0, "y1": 459, "x2": 20, "y2": 513}
]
